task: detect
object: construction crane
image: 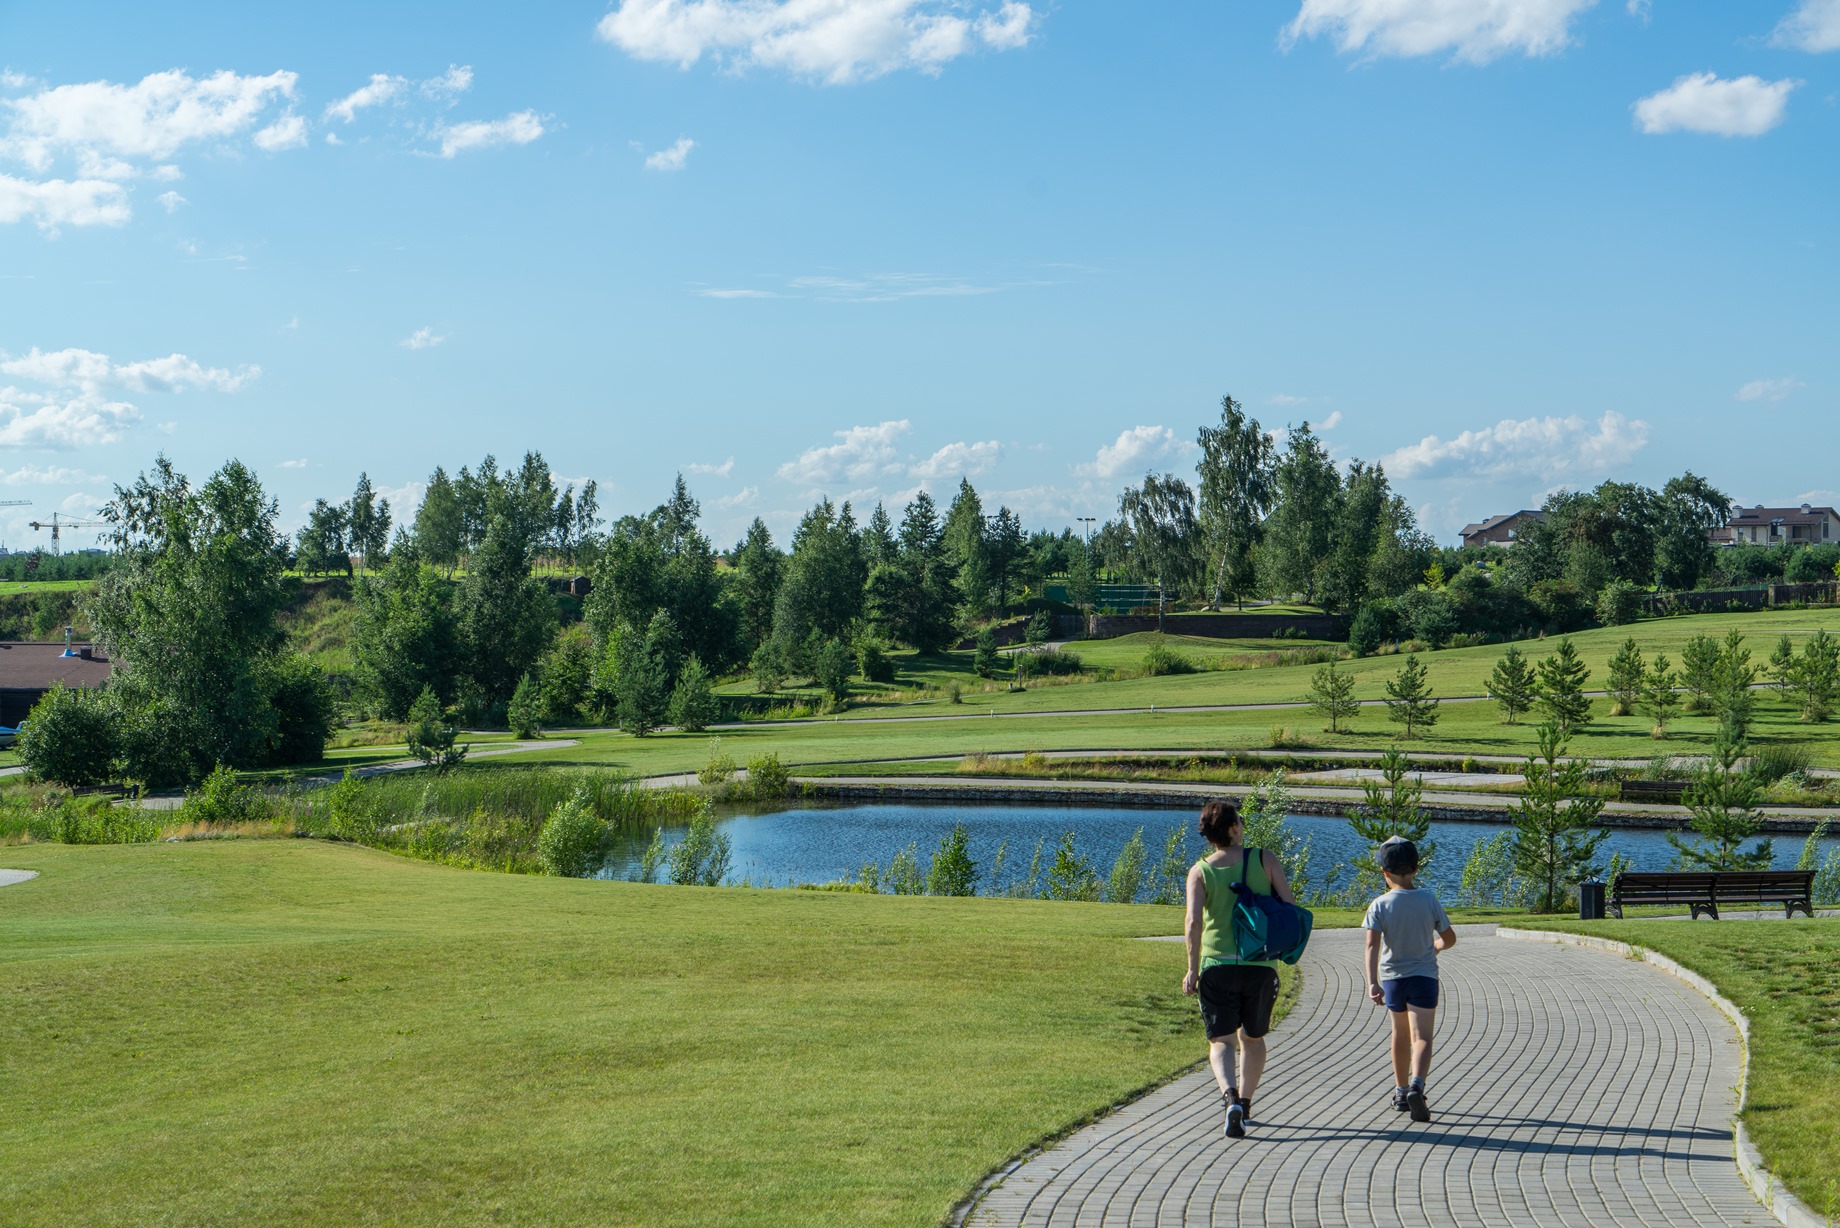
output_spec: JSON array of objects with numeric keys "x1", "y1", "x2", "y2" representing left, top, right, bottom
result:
[{"x1": 28, "y1": 512, "x2": 106, "y2": 554}]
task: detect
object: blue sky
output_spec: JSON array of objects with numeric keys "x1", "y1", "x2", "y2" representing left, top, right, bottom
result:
[{"x1": 1, "y1": 0, "x2": 1836, "y2": 552}]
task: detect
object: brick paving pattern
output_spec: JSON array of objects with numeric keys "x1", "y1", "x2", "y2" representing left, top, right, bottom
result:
[{"x1": 967, "y1": 929, "x2": 1768, "y2": 1227}]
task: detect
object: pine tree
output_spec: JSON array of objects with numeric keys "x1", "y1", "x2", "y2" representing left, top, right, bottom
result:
[
  {"x1": 1510, "y1": 724, "x2": 1609, "y2": 913},
  {"x1": 405, "y1": 684, "x2": 466, "y2": 772},
  {"x1": 1710, "y1": 628, "x2": 1756, "y2": 740},
  {"x1": 1349, "y1": 748, "x2": 1432, "y2": 879},
  {"x1": 1307, "y1": 659, "x2": 1359, "y2": 732},
  {"x1": 1534, "y1": 638, "x2": 1592, "y2": 735},
  {"x1": 973, "y1": 628, "x2": 1000, "y2": 678},
  {"x1": 1605, "y1": 637, "x2": 1645, "y2": 717},
  {"x1": 1679, "y1": 633, "x2": 1720, "y2": 713},
  {"x1": 1768, "y1": 634, "x2": 1796, "y2": 697},
  {"x1": 667, "y1": 653, "x2": 720, "y2": 732},
  {"x1": 507, "y1": 672, "x2": 542, "y2": 739},
  {"x1": 1667, "y1": 730, "x2": 1773, "y2": 871},
  {"x1": 1487, "y1": 643, "x2": 1536, "y2": 724},
  {"x1": 1383, "y1": 654, "x2": 1438, "y2": 738},
  {"x1": 614, "y1": 622, "x2": 669, "y2": 737},
  {"x1": 1777, "y1": 629, "x2": 1840, "y2": 723},
  {"x1": 1641, "y1": 652, "x2": 1680, "y2": 738}
]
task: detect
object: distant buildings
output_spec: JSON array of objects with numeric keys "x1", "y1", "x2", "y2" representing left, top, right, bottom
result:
[
  {"x1": 1711, "y1": 504, "x2": 1840, "y2": 547},
  {"x1": 0, "y1": 640, "x2": 112, "y2": 727},
  {"x1": 1458, "y1": 510, "x2": 1545, "y2": 550}
]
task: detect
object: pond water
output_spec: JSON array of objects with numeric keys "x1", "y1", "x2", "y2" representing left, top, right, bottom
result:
[{"x1": 598, "y1": 801, "x2": 1838, "y2": 901}]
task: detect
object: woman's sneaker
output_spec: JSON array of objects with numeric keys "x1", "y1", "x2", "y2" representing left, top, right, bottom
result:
[
  {"x1": 1391, "y1": 1088, "x2": 1410, "y2": 1113},
  {"x1": 1235, "y1": 1097, "x2": 1253, "y2": 1124},
  {"x1": 1405, "y1": 1086, "x2": 1431, "y2": 1123},
  {"x1": 1224, "y1": 1099, "x2": 1247, "y2": 1139}
]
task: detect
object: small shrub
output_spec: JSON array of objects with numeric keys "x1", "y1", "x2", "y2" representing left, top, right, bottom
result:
[
  {"x1": 1025, "y1": 610, "x2": 1052, "y2": 646},
  {"x1": 182, "y1": 765, "x2": 274, "y2": 826},
  {"x1": 744, "y1": 752, "x2": 791, "y2": 799},
  {"x1": 1017, "y1": 648, "x2": 1083, "y2": 677},
  {"x1": 1043, "y1": 830, "x2": 1101, "y2": 901},
  {"x1": 634, "y1": 827, "x2": 667, "y2": 882},
  {"x1": 1141, "y1": 635, "x2": 1196, "y2": 677},
  {"x1": 1271, "y1": 626, "x2": 1308, "y2": 640},
  {"x1": 17, "y1": 683, "x2": 119, "y2": 788},
  {"x1": 926, "y1": 823, "x2": 978, "y2": 895},
  {"x1": 946, "y1": 680, "x2": 965, "y2": 704},
  {"x1": 668, "y1": 654, "x2": 721, "y2": 732},
  {"x1": 973, "y1": 629, "x2": 1001, "y2": 678},
  {"x1": 854, "y1": 637, "x2": 898, "y2": 684},
  {"x1": 1105, "y1": 828, "x2": 1148, "y2": 903},
  {"x1": 29, "y1": 796, "x2": 162, "y2": 845},
  {"x1": 697, "y1": 737, "x2": 738, "y2": 786},
  {"x1": 885, "y1": 842, "x2": 925, "y2": 895},
  {"x1": 667, "y1": 804, "x2": 732, "y2": 886},
  {"x1": 536, "y1": 787, "x2": 606, "y2": 877},
  {"x1": 1267, "y1": 724, "x2": 1312, "y2": 749},
  {"x1": 507, "y1": 673, "x2": 543, "y2": 739}
]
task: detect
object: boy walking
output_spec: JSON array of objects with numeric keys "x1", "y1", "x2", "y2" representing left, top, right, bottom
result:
[{"x1": 1362, "y1": 836, "x2": 1456, "y2": 1123}]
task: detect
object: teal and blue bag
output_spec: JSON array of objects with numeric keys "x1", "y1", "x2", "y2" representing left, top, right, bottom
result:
[{"x1": 1231, "y1": 846, "x2": 1313, "y2": 965}]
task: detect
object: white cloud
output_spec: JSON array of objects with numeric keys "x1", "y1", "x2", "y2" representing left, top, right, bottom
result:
[
  {"x1": 911, "y1": 439, "x2": 999, "y2": 480},
  {"x1": 1626, "y1": 0, "x2": 1649, "y2": 17},
  {"x1": 1772, "y1": 0, "x2": 1840, "y2": 52},
  {"x1": 324, "y1": 132, "x2": 343, "y2": 146},
  {"x1": 699, "y1": 287, "x2": 780, "y2": 298},
  {"x1": 1633, "y1": 73, "x2": 1797, "y2": 137},
  {"x1": 1281, "y1": 0, "x2": 1596, "y2": 63},
  {"x1": 0, "y1": 393, "x2": 141, "y2": 448},
  {"x1": 1267, "y1": 393, "x2": 1311, "y2": 406},
  {"x1": 596, "y1": 0, "x2": 1037, "y2": 84},
  {"x1": 0, "y1": 69, "x2": 298, "y2": 175},
  {"x1": 1318, "y1": 410, "x2": 1344, "y2": 430},
  {"x1": 0, "y1": 464, "x2": 105, "y2": 485},
  {"x1": 1076, "y1": 425, "x2": 1187, "y2": 479},
  {"x1": 0, "y1": 173, "x2": 129, "y2": 229},
  {"x1": 436, "y1": 110, "x2": 545, "y2": 157},
  {"x1": 777, "y1": 420, "x2": 911, "y2": 485},
  {"x1": 1736, "y1": 377, "x2": 1805, "y2": 402},
  {"x1": 156, "y1": 188, "x2": 185, "y2": 212},
  {"x1": 325, "y1": 74, "x2": 406, "y2": 123},
  {"x1": 278, "y1": 458, "x2": 308, "y2": 469},
  {"x1": 422, "y1": 65, "x2": 475, "y2": 101},
  {"x1": 0, "y1": 347, "x2": 257, "y2": 393},
  {"x1": 717, "y1": 484, "x2": 761, "y2": 509},
  {"x1": 253, "y1": 113, "x2": 308, "y2": 151},
  {"x1": 1381, "y1": 410, "x2": 1648, "y2": 479},
  {"x1": 686, "y1": 457, "x2": 735, "y2": 476},
  {"x1": 399, "y1": 326, "x2": 446, "y2": 349},
  {"x1": 644, "y1": 136, "x2": 696, "y2": 171}
]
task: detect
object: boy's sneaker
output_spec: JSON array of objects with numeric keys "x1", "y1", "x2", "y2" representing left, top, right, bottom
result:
[
  {"x1": 1391, "y1": 1088, "x2": 1410, "y2": 1113},
  {"x1": 1224, "y1": 1100, "x2": 1247, "y2": 1139},
  {"x1": 1405, "y1": 1086, "x2": 1431, "y2": 1123}
]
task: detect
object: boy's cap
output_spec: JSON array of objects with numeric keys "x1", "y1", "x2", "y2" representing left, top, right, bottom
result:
[{"x1": 1377, "y1": 836, "x2": 1419, "y2": 873}]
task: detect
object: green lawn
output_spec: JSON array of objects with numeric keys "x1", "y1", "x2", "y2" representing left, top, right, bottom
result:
[
  {"x1": 0, "y1": 840, "x2": 1212, "y2": 1227},
  {"x1": 0, "y1": 578, "x2": 98, "y2": 595},
  {"x1": 1055, "y1": 631, "x2": 1341, "y2": 672},
  {"x1": 1521, "y1": 919, "x2": 1840, "y2": 1214}
]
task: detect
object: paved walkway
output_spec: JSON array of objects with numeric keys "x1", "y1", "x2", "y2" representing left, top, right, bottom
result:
[
  {"x1": 966, "y1": 928, "x2": 1768, "y2": 1227},
  {"x1": 0, "y1": 869, "x2": 36, "y2": 887}
]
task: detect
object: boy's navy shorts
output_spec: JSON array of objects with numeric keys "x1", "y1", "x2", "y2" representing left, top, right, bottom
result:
[{"x1": 1382, "y1": 976, "x2": 1439, "y2": 1012}]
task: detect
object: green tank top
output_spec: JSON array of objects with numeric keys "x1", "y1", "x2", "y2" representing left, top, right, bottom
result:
[{"x1": 1200, "y1": 849, "x2": 1280, "y2": 972}]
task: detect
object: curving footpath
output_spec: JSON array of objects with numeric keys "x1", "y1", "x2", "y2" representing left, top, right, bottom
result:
[{"x1": 965, "y1": 927, "x2": 1773, "y2": 1227}]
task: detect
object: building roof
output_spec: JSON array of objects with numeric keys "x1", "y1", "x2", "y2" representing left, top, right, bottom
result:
[
  {"x1": 1458, "y1": 510, "x2": 1545, "y2": 538},
  {"x1": 1727, "y1": 504, "x2": 1839, "y2": 528},
  {"x1": 0, "y1": 641, "x2": 113, "y2": 691}
]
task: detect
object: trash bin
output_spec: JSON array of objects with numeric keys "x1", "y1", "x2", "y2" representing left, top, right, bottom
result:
[{"x1": 1579, "y1": 879, "x2": 1606, "y2": 921}]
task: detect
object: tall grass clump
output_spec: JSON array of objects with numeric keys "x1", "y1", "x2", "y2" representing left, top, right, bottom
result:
[
  {"x1": 1748, "y1": 743, "x2": 1813, "y2": 788},
  {"x1": 15, "y1": 794, "x2": 164, "y2": 845},
  {"x1": 1140, "y1": 635, "x2": 1197, "y2": 677}
]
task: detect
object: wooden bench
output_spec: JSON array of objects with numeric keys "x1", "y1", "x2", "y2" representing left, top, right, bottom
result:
[
  {"x1": 1617, "y1": 779, "x2": 1688, "y2": 805},
  {"x1": 1609, "y1": 870, "x2": 1816, "y2": 920}
]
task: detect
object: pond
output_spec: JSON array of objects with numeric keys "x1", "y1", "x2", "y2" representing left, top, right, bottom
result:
[{"x1": 599, "y1": 800, "x2": 1839, "y2": 902}]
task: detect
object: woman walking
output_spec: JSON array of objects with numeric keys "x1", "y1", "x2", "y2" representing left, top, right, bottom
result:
[{"x1": 1182, "y1": 799, "x2": 1296, "y2": 1139}]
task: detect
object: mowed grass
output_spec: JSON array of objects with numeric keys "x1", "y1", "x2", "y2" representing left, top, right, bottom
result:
[
  {"x1": 1522, "y1": 918, "x2": 1840, "y2": 1212},
  {"x1": 0, "y1": 840, "x2": 1209, "y2": 1227},
  {"x1": 1055, "y1": 631, "x2": 1341, "y2": 672}
]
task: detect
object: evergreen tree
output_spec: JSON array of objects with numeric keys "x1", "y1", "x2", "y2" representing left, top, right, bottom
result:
[
  {"x1": 749, "y1": 640, "x2": 785, "y2": 695},
  {"x1": 1307, "y1": 659, "x2": 1359, "y2": 732},
  {"x1": 1667, "y1": 730, "x2": 1773, "y2": 870},
  {"x1": 1605, "y1": 637, "x2": 1644, "y2": 717},
  {"x1": 1534, "y1": 638, "x2": 1592, "y2": 735},
  {"x1": 456, "y1": 516, "x2": 556, "y2": 707},
  {"x1": 1487, "y1": 643, "x2": 1536, "y2": 724},
  {"x1": 815, "y1": 637, "x2": 854, "y2": 706},
  {"x1": 352, "y1": 552, "x2": 459, "y2": 720},
  {"x1": 973, "y1": 627, "x2": 1000, "y2": 678},
  {"x1": 1679, "y1": 633, "x2": 1720, "y2": 713},
  {"x1": 507, "y1": 672, "x2": 542, "y2": 738},
  {"x1": 895, "y1": 491, "x2": 959, "y2": 652},
  {"x1": 1383, "y1": 654, "x2": 1438, "y2": 737},
  {"x1": 1768, "y1": 634, "x2": 1796, "y2": 697},
  {"x1": 984, "y1": 506, "x2": 1025, "y2": 615},
  {"x1": 667, "y1": 653, "x2": 720, "y2": 732},
  {"x1": 1641, "y1": 652, "x2": 1680, "y2": 737},
  {"x1": 1709, "y1": 628, "x2": 1756, "y2": 740},
  {"x1": 864, "y1": 502, "x2": 897, "y2": 566},
  {"x1": 926, "y1": 823, "x2": 979, "y2": 896},
  {"x1": 1778, "y1": 629, "x2": 1840, "y2": 722},
  {"x1": 1350, "y1": 748, "x2": 1432, "y2": 879},
  {"x1": 1510, "y1": 724, "x2": 1609, "y2": 913},
  {"x1": 943, "y1": 479, "x2": 992, "y2": 616},
  {"x1": 730, "y1": 518, "x2": 783, "y2": 653},
  {"x1": 614, "y1": 620, "x2": 670, "y2": 736}
]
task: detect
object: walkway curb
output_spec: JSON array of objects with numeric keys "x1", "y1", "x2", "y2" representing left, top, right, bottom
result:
[{"x1": 1496, "y1": 927, "x2": 1828, "y2": 1228}]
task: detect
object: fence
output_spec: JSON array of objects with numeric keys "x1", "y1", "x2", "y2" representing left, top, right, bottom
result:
[{"x1": 1642, "y1": 581, "x2": 1837, "y2": 615}]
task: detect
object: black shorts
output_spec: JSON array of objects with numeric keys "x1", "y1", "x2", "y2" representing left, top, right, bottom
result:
[{"x1": 1199, "y1": 964, "x2": 1280, "y2": 1040}]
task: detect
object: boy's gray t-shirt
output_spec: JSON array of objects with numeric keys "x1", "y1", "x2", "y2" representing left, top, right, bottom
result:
[{"x1": 1363, "y1": 888, "x2": 1451, "y2": 981}]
